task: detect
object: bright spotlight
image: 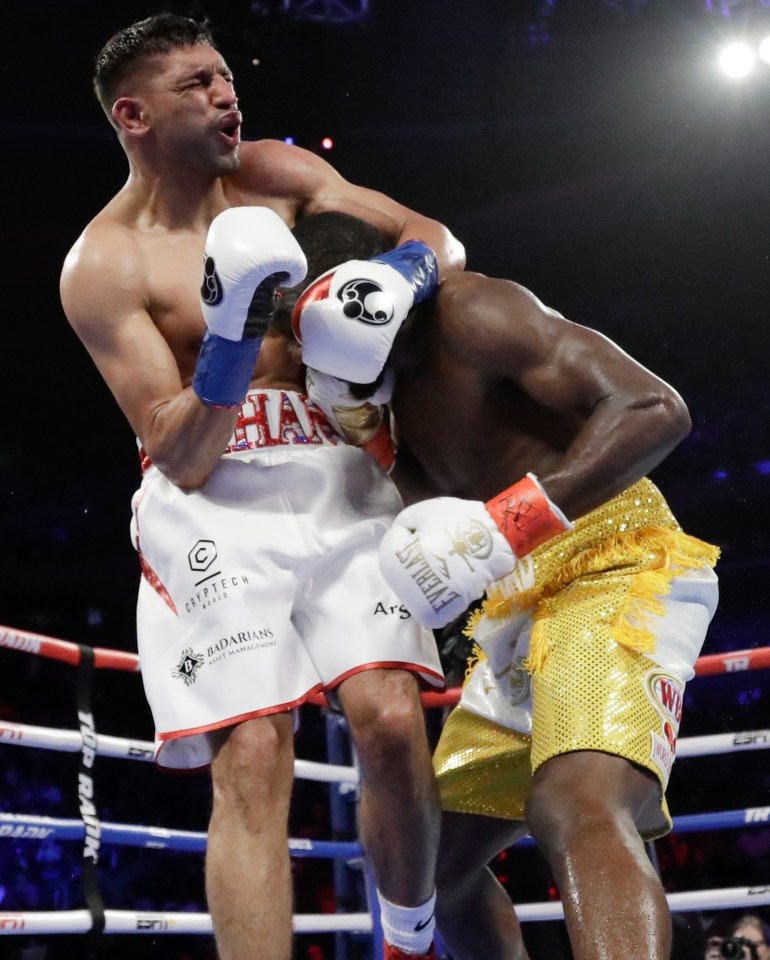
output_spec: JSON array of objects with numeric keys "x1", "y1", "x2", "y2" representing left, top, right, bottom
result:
[
  {"x1": 719, "y1": 42, "x2": 755, "y2": 78},
  {"x1": 759, "y1": 35, "x2": 770, "y2": 64}
]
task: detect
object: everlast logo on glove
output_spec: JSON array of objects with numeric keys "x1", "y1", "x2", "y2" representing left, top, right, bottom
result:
[
  {"x1": 393, "y1": 535, "x2": 462, "y2": 619},
  {"x1": 379, "y1": 479, "x2": 569, "y2": 630}
]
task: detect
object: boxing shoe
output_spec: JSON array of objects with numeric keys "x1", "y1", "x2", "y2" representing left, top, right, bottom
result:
[{"x1": 383, "y1": 943, "x2": 437, "y2": 960}]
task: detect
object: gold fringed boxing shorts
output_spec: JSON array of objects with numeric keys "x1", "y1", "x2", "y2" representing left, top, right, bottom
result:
[{"x1": 434, "y1": 478, "x2": 720, "y2": 839}]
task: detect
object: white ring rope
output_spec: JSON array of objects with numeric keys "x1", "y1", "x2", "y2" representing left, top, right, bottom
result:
[
  {"x1": 3, "y1": 717, "x2": 768, "y2": 770},
  {"x1": 0, "y1": 720, "x2": 359, "y2": 783},
  {"x1": 0, "y1": 909, "x2": 374, "y2": 935},
  {"x1": 2, "y1": 887, "x2": 770, "y2": 935},
  {"x1": 2, "y1": 627, "x2": 769, "y2": 937}
]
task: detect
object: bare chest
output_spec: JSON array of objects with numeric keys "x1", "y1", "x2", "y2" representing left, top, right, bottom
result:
[{"x1": 143, "y1": 233, "x2": 209, "y2": 378}]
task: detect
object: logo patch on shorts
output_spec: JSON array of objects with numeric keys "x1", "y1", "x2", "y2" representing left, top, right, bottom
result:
[
  {"x1": 188, "y1": 539, "x2": 218, "y2": 574},
  {"x1": 507, "y1": 655, "x2": 532, "y2": 707},
  {"x1": 172, "y1": 647, "x2": 205, "y2": 686},
  {"x1": 644, "y1": 669, "x2": 684, "y2": 785},
  {"x1": 644, "y1": 670, "x2": 684, "y2": 729}
]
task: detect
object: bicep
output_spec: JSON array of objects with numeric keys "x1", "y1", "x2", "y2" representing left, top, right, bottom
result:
[{"x1": 62, "y1": 256, "x2": 182, "y2": 441}]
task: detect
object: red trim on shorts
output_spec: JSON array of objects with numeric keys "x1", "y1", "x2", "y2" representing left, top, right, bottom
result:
[
  {"x1": 156, "y1": 683, "x2": 326, "y2": 743},
  {"x1": 133, "y1": 487, "x2": 178, "y2": 616},
  {"x1": 325, "y1": 661, "x2": 445, "y2": 692}
]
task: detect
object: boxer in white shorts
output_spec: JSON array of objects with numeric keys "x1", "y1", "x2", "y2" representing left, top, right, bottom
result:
[{"x1": 132, "y1": 388, "x2": 443, "y2": 771}]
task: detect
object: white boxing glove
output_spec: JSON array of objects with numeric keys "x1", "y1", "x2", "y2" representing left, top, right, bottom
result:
[
  {"x1": 193, "y1": 207, "x2": 307, "y2": 408},
  {"x1": 292, "y1": 240, "x2": 438, "y2": 383},
  {"x1": 379, "y1": 475, "x2": 573, "y2": 629},
  {"x1": 305, "y1": 367, "x2": 396, "y2": 472}
]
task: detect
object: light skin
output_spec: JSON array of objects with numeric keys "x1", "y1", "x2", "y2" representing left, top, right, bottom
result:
[
  {"x1": 732, "y1": 918, "x2": 770, "y2": 960},
  {"x1": 61, "y1": 40, "x2": 462, "y2": 960},
  {"x1": 388, "y1": 272, "x2": 692, "y2": 960}
]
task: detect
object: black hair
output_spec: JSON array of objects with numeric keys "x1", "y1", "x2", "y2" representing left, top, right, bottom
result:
[
  {"x1": 290, "y1": 211, "x2": 390, "y2": 282},
  {"x1": 93, "y1": 13, "x2": 215, "y2": 116}
]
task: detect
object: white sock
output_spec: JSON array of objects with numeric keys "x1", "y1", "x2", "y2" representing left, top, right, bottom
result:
[{"x1": 377, "y1": 889, "x2": 436, "y2": 955}]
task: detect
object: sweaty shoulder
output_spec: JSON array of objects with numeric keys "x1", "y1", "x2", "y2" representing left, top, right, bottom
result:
[
  {"x1": 234, "y1": 139, "x2": 334, "y2": 211},
  {"x1": 435, "y1": 271, "x2": 561, "y2": 358},
  {"x1": 60, "y1": 213, "x2": 148, "y2": 338}
]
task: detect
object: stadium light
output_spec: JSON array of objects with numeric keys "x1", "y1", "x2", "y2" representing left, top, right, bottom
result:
[{"x1": 718, "y1": 41, "x2": 756, "y2": 77}]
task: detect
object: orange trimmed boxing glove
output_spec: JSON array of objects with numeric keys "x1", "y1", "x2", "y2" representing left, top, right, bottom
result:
[
  {"x1": 379, "y1": 474, "x2": 572, "y2": 628},
  {"x1": 305, "y1": 367, "x2": 396, "y2": 473}
]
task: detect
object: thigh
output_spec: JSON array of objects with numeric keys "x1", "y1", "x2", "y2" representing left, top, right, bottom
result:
[
  {"x1": 134, "y1": 463, "x2": 322, "y2": 770},
  {"x1": 434, "y1": 706, "x2": 533, "y2": 822},
  {"x1": 294, "y1": 448, "x2": 444, "y2": 689},
  {"x1": 529, "y1": 570, "x2": 712, "y2": 838},
  {"x1": 438, "y1": 810, "x2": 528, "y2": 881}
]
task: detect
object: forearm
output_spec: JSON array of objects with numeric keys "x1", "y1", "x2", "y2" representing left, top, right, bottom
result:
[
  {"x1": 538, "y1": 392, "x2": 691, "y2": 520},
  {"x1": 142, "y1": 388, "x2": 240, "y2": 490}
]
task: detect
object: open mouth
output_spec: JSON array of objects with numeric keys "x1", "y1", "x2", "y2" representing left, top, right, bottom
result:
[{"x1": 219, "y1": 113, "x2": 242, "y2": 146}]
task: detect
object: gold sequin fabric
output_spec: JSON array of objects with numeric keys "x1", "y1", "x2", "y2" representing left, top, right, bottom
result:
[
  {"x1": 434, "y1": 706, "x2": 532, "y2": 821},
  {"x1": 465, "y1": 478, "x2": 720, "y2": 671},
  {"x1": 434, "y1": 478, "x2": 720, "y2": 839}
]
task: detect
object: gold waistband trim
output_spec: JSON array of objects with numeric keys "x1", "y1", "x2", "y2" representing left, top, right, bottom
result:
[{"x1": 465, "y1": 479, "x2": 720, "y2": 673}]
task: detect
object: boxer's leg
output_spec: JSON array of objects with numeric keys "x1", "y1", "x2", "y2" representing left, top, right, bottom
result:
[
  {"x1": 526, "y1": 750, "x2": 670, "y2": 960},
  {"x1": 338, "y1": 668, "x2": 441, "y2": 955},
  {"x1": 435, "y1": 810, "x2": 531, "y2": 960},
  {"x1": 205, "y1": 714, "x2": 296, "y2": 960}
]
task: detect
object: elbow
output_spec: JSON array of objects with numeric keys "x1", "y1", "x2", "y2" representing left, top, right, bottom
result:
[
  {"x1": 666, "y1": 391, "x2": 692, "y2": 444},
  {"x1": 160, "y1": 461, "x2": 212, "y2": 492},
  {"x1": 144, "y1": 445, "x2": 213, "y2": 492},
  {"x1": 442, "y1": 232, "x2": 466, "y2": 276},
  {"x1": 643, "y1": 389, "x2": 692, "y2": 450}
]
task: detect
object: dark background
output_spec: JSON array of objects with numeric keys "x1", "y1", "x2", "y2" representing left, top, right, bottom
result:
[{"x1": 1, "y1": 1, "x2": 769, "y2": 957}]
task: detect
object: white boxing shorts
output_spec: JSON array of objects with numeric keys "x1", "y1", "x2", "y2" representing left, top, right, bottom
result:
[{"x1": 131, "y1": 390, "x2": 443, "y2": 770}]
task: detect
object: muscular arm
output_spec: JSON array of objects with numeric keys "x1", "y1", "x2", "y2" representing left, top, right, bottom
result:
[
  {"x1": 60, "y1": 228, "x2": 237, "y2": 490},
  {"x1": 239, "y1": 139, "x2": 466, "y2": 278},
  {"x1": 442, "y1": 275, "x2": 691, "y2": 519}
]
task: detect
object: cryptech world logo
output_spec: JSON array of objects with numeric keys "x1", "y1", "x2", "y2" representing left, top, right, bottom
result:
[
  {"x1": 188, "y1": 539, "x2": 218, "y2": 575},
  {"x1": 184, "y1": 539, "x2": 251, "y2": 614}
]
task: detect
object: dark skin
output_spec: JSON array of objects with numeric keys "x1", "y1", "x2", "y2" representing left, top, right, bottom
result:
[
  {"x1": 390, "y1": 271, "x2": 689, "y2": 512},
  {"x1": 387, "y1": 271, "x2": 691, "y2": 960}
]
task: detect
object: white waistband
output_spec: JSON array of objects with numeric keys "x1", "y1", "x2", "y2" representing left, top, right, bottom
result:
[{"x1": 138, "y1": 390, "x2": 340, "y2": 474}]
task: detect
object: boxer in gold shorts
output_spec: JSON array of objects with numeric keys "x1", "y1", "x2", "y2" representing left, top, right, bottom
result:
[{"x1": 290, "y1": 211, "x2": 719, "y2": 960}]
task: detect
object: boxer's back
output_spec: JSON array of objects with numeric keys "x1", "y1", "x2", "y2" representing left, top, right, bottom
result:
[{"x1": 392, "y1": 272, "x2": 584, "y2": 503}]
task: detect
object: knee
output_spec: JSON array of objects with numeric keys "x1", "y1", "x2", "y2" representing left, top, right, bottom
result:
[
  {"x1": 525, "y1": 765, "x2": 622, "y2": 856},
  {"x1": 344, "y1": 677, "x2": 425, "y2": 768},
  {"x1": 209, "y1": 715, "x2": 294, "y2": 811}
]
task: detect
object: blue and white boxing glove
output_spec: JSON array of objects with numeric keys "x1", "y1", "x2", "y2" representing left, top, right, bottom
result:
[
  {"x1": 291, "y1": 240, "x2": 438, "y2": 384},
  {"x1": 193, "y1": 207, "x2": 308, "y2": 408}
]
